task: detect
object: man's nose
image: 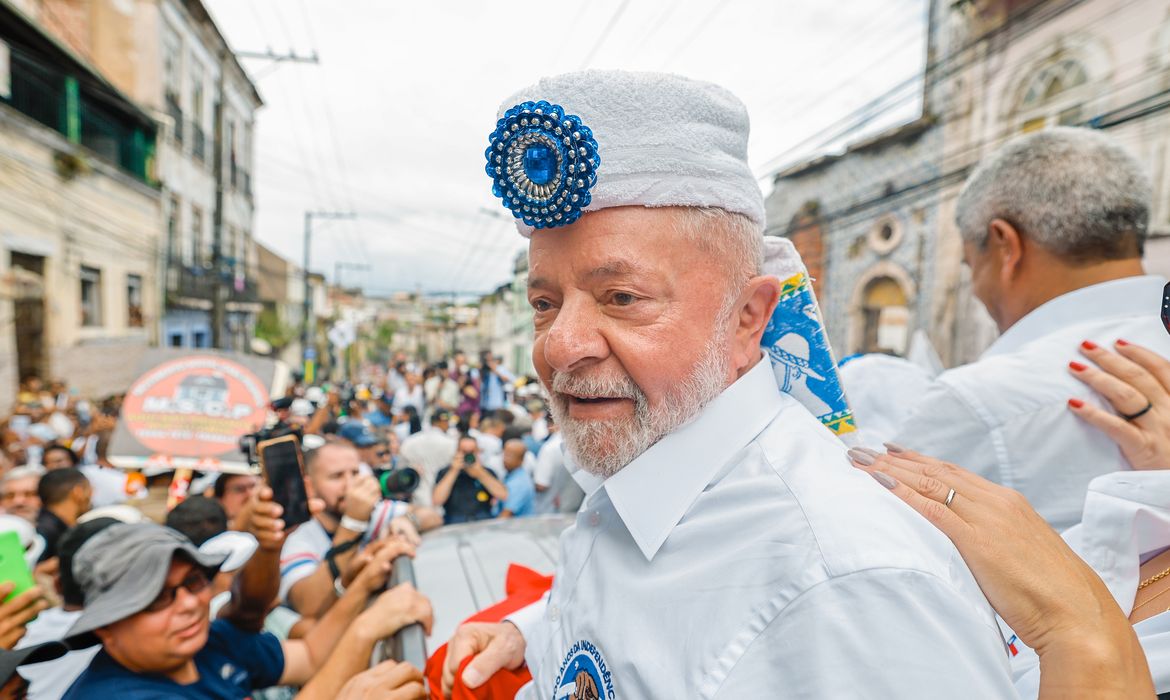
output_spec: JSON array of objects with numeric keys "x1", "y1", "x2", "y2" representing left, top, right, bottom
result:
[{"x1": 542, "y1": 297, "x2": 609, "y2": 374}]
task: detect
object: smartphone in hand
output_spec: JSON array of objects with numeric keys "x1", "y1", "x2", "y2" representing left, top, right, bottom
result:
[{"x1": 256, "y1": 435, "x2": 312, "y2": 528}]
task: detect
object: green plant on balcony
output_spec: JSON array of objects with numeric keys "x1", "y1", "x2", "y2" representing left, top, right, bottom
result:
[{"x1": 254, "y1": 308, "x2": 295, "y2": 352}]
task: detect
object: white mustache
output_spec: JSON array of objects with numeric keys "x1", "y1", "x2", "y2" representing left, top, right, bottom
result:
[{"x1": 550, "y1": 371, "x2": 641, "y2": 401}]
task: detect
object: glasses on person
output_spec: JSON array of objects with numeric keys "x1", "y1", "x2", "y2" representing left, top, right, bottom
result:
[{"x1": 144, "y1": 569, "x2": 210, "y2": 613}]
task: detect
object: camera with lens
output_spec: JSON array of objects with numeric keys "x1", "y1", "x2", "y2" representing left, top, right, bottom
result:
[
  {"x1": 240, "y1": 423, "x2": 303, "y2": 467},
  {"x1": 374, "y1": 466, "x2": 420, "y2": 501}
]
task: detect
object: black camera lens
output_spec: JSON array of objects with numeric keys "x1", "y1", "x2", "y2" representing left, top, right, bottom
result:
[
  {"x1": 463, "y1": 452, "x2": 477, "y2": 466},
  {"x1": 377, "y1": 467, "x2": 420, "y2": 497}
]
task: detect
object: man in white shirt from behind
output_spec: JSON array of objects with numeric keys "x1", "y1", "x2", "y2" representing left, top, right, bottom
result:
[
  {"x1": 399, "y1": 410, "x2": 458, "y2": 509},
  {"x1": 891, "y1": 128, "x2": 1170, "y2": 532},
  {"x1": 443, "y1": 70, "x2": 1015, "y2": 699}
]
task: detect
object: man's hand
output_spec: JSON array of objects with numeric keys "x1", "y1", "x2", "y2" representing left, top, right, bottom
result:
[
  {"x1": 388, "y1": 516, "x2": 421, "y2": 546},
  {"x1": 242, "y1": 486, "x2": 287, "y2": 552},
  {"x1": 442, "y1": 622, "x2": 526, "y2": 696},
  {"x1": 343, "y1": 474, "x2": 381, "y2": 523},
  {"x1": 0, "y1": 584, "x2": 47, "y2": 650},
  {"x1": 353, "y1": 583, "x2": 433, "y2": 642},
  {"x1": 349, "y1": 538, "x2": 417, "y2": 595},
  {"x1": 336, "y1": 660, "x2": 425, "y2": 700}
]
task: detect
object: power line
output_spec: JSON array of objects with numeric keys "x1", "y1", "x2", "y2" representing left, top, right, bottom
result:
[{"x1": 755, "y1": 0, "x2": 1105, "y2": 177}]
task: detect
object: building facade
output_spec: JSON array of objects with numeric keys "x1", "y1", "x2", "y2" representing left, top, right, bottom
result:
[
  {"x1": 765, "y1": 0, "x2": 1170, "y2": 367},
  {"x1": 0, "y1": 0, "x2": 161, "y2": 411},
  {"x1": 30, "y1": 0, "x2": 263, "y2": 351}
]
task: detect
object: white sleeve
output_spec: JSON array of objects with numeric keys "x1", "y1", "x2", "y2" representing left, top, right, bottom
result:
[
  {"x1": 533, "y1": 444, "x2": 558, "y2": 488},
  {"x1": 892, "y1": 380, "x2": 1003, "y2": 483},
  {"x1": 714, "y1": 569, "x2": 1018, "y2": 699},
  {"x1": 504, "y1": 593, "x2": 549, "y2": 674},
  {"x1": 278, "y1": 532, "x2": 323, "y2": 605}
]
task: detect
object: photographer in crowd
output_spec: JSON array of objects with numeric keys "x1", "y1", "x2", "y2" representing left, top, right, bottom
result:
[{"x1": 432, "y1": 436, "x2": 507, "y2": 525}]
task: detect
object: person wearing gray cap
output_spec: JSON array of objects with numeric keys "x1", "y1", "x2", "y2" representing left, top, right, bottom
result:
[{"x1": 60, "y1": 522, "x2": 432, "y2": 698}]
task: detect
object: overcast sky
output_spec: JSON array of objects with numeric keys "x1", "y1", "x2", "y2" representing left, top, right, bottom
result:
[{"x1": 203, "y1": 0, "x2": 927, "y2": 297}]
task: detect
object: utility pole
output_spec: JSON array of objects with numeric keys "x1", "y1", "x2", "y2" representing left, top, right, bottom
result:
[
  {"x1": 302, "y1": 211, "x2": 356, "y2": 379},
  {"x1": 210, "y1": 50, "x2": 227, "y2": 349},
  {"x1": 211, "y1": 48, "x2": 317, "y2": 350}
]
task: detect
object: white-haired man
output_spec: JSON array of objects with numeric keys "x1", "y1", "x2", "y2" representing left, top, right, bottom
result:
[
  {"x1": 886, "y1": 128, "x2": 1170, "y2": 532},
  {"x1": 442, "y1": 71, "x2": 1019, "y2": 699}
]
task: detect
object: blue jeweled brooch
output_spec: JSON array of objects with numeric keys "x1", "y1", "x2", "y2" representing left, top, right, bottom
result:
[{"x1": 485, "y1": 100, "x2": 600, "y2": 229}]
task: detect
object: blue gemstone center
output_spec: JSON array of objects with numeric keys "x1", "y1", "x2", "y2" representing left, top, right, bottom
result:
[{"x1": 523, "y1": 145, "x2": 556, "y2": 185}]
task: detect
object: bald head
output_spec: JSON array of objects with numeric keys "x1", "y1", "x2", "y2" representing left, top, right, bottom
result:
[
  {"x1": 304, "y1": 442, "x2": 359, "y2": 478},
  {"x1": 503, "y1": 439, "x2": 527, "y2": 472}
]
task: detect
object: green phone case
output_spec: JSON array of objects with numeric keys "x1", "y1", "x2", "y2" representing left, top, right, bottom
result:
[{"x1": 0, "y1": 530, "x2": 35, "y2": 601}]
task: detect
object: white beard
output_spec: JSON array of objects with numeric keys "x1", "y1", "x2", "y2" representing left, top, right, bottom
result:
[{"x1": 547, "y1": 332, "x2": 732, "y2": 479}]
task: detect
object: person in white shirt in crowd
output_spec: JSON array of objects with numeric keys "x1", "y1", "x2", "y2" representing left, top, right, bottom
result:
[
  {"x1": 527, "y1": 401, "x2": 549, "y2": 444},
  {"x1": 399, "y1": 410, "x2": 458, "y2": 509},
  {"x1": 889, "y1": 128, "x2": 1170, "y2": 532},
  {"x1": 469, "y1": 415, "x2": 506, "y2": 471},
  {"x1": 444, "y1": 70, "x2": 1019, "y2": 699},
  {"x1": 278, "y1": 443, "x2": 439, "y2": 618},
  {"x1": 434, "y1": 363, "x2": 462, "y2": 416},
  {"x1": 393, "y1": 372, "x2": 426, "y2": 418},
  {"x1": 531, "y1": 426, "x2": 584, "y2": 516}
]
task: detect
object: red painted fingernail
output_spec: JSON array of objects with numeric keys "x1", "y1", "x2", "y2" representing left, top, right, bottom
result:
[
  {"x1": 1068, "y1": 398, "x2": 1085, "y2": 409},
  {"x1": 1069, "y1": 361, "x2": 1088, "y2": 372},
  {"x1": 1081, "y1": 340, "x2": 1098, "y2": 351},
  {"x1": 1116, "y1": 338, "x2": 1130, "y2": 347}
]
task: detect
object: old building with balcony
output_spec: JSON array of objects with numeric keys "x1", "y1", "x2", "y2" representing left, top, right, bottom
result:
[
  {"x1": 25, "y1": 0, "x2": 263, "y2": 350},
  {"x1": 0, "y1": 0, "x2": 161, "y2": 412}
]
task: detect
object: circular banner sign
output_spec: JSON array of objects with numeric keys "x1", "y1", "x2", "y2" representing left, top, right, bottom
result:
[{"x1": 121, "y1": 355, "x2": 269, "y2": 457}]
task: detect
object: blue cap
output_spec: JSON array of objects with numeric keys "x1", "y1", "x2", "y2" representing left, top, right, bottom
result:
[{"x1": 338, "y1": 421, "x2": 379, "y2": 448}]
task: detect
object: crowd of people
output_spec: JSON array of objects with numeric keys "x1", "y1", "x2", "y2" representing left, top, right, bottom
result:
[
  {"x1": 0, "y1": 65, "x2": 1169, "y2": 699},
  {"x1": 0, "y1": 347, "x2": 578, "y2": 698}
]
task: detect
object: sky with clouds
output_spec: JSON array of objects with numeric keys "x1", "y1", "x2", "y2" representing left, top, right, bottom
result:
[{"x1": 204, "y1": 0, "x2": 927, "y2": 297}]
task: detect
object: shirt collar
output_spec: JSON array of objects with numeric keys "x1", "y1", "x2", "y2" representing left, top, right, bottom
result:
[
  {"x1": 570, "y1": 357, "x2": 786, "y2": 561},
  {"x1": 1070, "y1": 471, "x2": 1170, "y2": 614},
  {"x1": 983, "y1": 275, "x2": 1167, "y2": 358}
]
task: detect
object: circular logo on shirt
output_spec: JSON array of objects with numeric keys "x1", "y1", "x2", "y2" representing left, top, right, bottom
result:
[{"x1": 553, "y1": 639, "x2": 615, "y2": 700}]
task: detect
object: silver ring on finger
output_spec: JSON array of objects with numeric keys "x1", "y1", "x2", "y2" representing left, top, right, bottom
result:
[
  {"x1": 1122, "y1": 400, "x2": 1154, "y2": 422},
  {"x1": 944, "y1": 488, "x2": 956, "y2": 508}
]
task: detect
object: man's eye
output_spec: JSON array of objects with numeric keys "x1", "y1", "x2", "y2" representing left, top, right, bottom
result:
[
  {"x1": 532, "y1": 298, "x2": 553, "y2": 312},
  {"x1": 612, "y1": 292, "x2": 637, "y2": 306}
]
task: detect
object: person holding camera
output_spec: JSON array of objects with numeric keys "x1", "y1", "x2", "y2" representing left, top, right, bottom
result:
[
  {"x1": 278, "y1": 443, "x2": 440, "y2": 619},
  {"x1": 433, "y1": 437, "x2": 507, "y2": 525}
]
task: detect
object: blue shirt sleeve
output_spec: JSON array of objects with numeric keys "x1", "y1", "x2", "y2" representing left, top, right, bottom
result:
[
  {"x1": 204, "y1": 619, "x2": 286, "y2": 690},
  {"x1": 503, "y1": 470, "x2": 535, "y2": 515}
]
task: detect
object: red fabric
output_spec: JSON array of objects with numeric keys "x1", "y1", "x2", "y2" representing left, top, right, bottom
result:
[{"x1": 425, "y1": 564, "x2": 553, "y2": 699}]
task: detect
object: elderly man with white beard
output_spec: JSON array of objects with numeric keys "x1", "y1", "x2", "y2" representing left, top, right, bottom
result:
[{"x1": 443, "y1": 71, "x2": 1018, "y2": 699}]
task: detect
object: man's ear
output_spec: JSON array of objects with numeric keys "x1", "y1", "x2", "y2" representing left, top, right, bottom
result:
[
  {"x1": 988, "y1": 218, "x2": 1025, "y2": 282},
  {"x1": 730, "y1": 275, "x2": 782, "y2": 373}
]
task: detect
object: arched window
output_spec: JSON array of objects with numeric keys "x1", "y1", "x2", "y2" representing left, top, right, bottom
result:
[
  {"x1": 860, "y1": 277, "x2": 909, "y2": 355},
  {"x1": 1017, "y1": 58, "x2": 1090, "y2": 132}
]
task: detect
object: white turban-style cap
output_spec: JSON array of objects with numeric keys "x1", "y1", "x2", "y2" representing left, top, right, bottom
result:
[{"x1": 492, "y1": 70, "x2": 766, "y2": 236}]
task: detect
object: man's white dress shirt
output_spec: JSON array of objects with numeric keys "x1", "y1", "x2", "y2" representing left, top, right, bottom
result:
[
  {"x1": 894, "y1": 276, "x2": 1170, "y2": 531},
  {"x1": 1010, "y1": 470, "x2": 1170, "y2": 697},
  {"x1": 510, "y1": 358, "x2": 1014, "y2": 699}
]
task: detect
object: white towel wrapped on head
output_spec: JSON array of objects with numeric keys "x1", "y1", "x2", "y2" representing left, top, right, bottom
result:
[{"x1": 498, "y1": 70, "x2": 765, "y2": 236}]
